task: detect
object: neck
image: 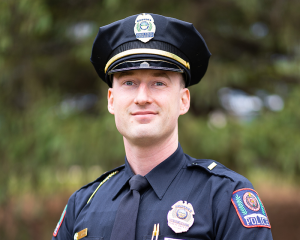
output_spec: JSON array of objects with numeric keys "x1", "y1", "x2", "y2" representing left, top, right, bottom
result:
[{"x1": 123, "y1": 132, "x2": 179, "y2": 176}]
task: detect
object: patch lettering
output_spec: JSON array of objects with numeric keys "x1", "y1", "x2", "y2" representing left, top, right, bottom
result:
[
  {"x1": 53, "y1": 205, "x2": 67, "y2": 237},
  {"x1": 231, "y1": 188, "x2": 271, "y2": 228}
]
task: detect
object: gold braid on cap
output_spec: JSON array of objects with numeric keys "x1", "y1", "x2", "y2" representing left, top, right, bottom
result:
[{"x1": 104, "y1": 48, "x2": 190, "y2": 73}]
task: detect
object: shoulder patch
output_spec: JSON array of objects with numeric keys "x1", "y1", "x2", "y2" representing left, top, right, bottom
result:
[
  {"x1": 53, "y1": 204, "x2": 67, "y2": 237},
  {"x1": 231, "y1": 188, "x2": 271, "y2": 228}
]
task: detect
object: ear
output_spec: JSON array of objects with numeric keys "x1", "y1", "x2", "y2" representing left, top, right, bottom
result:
[
  {"x1": 179, "y1": 88, "x2": 190, "y2": 115},
  {"x1": 107, "y1": 88, "x2": 115, "y2": 114}
]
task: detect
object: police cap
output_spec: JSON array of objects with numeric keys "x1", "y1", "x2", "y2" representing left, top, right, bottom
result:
[{"x1": 90, "y1": 13, "x2": 211, "y2": 87}]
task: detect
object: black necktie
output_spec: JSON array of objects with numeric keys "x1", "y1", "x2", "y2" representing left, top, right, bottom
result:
[{"x1": 110, "y1": 174, "x2": 149, "y2": 240}]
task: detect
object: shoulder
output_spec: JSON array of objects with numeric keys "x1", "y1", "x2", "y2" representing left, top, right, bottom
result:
[
  {"x1": 183, "y1": 156, "x2": 273, "y2": 232},
  {"x1": 53, "y1": 165, "x2": 125, "y2": 237},
  {"x1": 185, "y1": 154, "x2": 253, "y2": 189},
  {"x1": 79, "y1": 164, "x2": 125, "y2": 191},
  {"x1": 70, "y1": 165, "x2": 125, "y2": 217},
  {"x1": 184, "y1": 157, "x2": 273, "y2": 232}
]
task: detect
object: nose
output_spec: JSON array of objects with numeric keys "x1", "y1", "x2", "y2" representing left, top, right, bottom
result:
[{"x1": 134, "y1": 84, "x2": 152, "y2": 105}]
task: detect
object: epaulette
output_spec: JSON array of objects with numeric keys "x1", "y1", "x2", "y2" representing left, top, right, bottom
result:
[
  {"x1": 187, "y1": 158, "x2": 246, "y2": 183},
  {"x1": 79, "y1": 165, "x2": 125, "y2": 204}
]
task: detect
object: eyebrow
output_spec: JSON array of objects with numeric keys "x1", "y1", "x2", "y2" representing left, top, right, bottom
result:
[
  {"x1": 116, "y1": 71, "x2": 170, "y2": 80},
  {"x1": 117, "y1": 71, "x2": 135, "y2": 78},
  {"x1": 151, "y1": 72, "x2": 170, "y2": 79}
]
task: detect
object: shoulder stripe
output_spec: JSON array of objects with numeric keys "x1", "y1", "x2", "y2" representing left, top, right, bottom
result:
[
  {"x1": 53, "y1": 204, "x2": 67, "y2": 237},
  {"x1": 87, "y1": 170, "x2": 119, "y2": 204}
]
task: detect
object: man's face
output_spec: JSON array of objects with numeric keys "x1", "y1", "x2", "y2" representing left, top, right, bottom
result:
[{"x1": 107, "y1": 69, "x2": 190, "y2": 146}]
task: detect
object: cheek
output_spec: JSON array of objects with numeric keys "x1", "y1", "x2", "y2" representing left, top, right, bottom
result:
[
  {"x1": 113, "y1": 95, "x2": 128, "y2": 110},
  {"x1": 113, "y1": 98, "x2": 129, "y2": 124},
  {"x1": 164, "y1": 99, "x2": 181, "y2": 121},
  {"x1": 113, "y1": 110, "x2": 126, "y2": 134},
  {"x1": 169, "y1": 95, "x2": 181, "y2": 113}
]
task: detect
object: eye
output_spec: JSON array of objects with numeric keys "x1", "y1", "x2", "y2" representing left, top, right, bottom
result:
[
  {"x1": 155, "y1": 82, "x2": 165, "y2": 86},
  {"x1": 124, "y1": 81, "x2": 134, "y2": 86}
]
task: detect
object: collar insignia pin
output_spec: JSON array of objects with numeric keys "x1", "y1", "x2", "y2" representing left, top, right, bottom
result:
[
  {"x1": 134, "y1": 13, "x2": 156, "y2": 43},
  {"x1": 167, "y1": 200, "x2": 195, "y2": 233}
]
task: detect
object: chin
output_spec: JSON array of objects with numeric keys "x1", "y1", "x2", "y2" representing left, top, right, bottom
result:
[
  {"x1": 124, "y1": 129, "x2": 162, "y2": 144},
  {"x1": 131, "y1": 131, "x2": 158, "y2": 141},
  {"x1": 130, "y1": 135, "x2": 161, "y2": 146}
]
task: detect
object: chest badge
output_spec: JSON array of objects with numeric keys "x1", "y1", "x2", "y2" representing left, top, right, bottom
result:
[
  {"x1": 134, "y1": 13, "x2": 156, "y2": 43},
  {"x1": 167, "y1": 200, "x2": 195, "y2": 233}
]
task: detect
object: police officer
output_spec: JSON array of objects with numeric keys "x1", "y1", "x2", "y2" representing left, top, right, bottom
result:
[{"x1": 52, "y1": 13, "x2": 273, "y2": 240}]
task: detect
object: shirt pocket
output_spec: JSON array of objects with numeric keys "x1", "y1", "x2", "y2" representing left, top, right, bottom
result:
[
  {"x1": 143, "y1": 235, "x2": 200, "y2": 240},
  {"x1": 81, "y1": 238, "x2": 103, "y2": 240}
]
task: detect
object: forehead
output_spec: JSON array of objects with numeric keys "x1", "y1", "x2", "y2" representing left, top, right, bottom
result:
[{"x1": 113, "y1": 69, "x2": 182, "y2": 81}]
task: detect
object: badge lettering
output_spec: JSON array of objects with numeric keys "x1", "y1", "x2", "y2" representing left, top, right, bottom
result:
[
  {"x1": 134, "y1": 13, "x2": 156, "y2": 43},
  {"x1": 167, "y1": 200, "x2": 195, "y2": 233}
]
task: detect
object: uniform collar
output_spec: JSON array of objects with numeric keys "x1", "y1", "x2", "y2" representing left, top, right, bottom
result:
[
  {"x1": 145, "y1": 143, "x2": 186, "y2": 199},
  {"x1": 112, "y1": 143, "x2": 186, "y2": 200},
  {"x1": 111, "y1": 158, "x2": 134, "y2": 200}
]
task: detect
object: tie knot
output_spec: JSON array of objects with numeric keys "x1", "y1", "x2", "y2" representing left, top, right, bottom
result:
[{"x1": 129, "y1": 174, "x2": 149, "y2": 192}]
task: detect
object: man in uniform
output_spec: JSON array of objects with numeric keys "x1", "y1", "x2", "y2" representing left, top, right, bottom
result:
[{"x1": 52, "y1": 13, "x2": 273, "y2": 240}]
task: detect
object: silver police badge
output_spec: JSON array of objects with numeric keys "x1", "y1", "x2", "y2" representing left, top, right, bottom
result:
[
  {"x1": 134, "y1": 13, "x2": 156, "y2": 43},
  {"x1": 167, "y1": 200, "x2": 195, "y2": 233}
]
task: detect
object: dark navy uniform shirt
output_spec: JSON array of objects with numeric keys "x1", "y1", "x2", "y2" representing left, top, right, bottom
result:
[{"x1": 52, "y1": 144, "x2": 273, "y2": 240}]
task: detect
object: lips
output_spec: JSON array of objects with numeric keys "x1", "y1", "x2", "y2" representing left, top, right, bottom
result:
[{"x1": 131, "y1": 111, "x2": 157, "y2": 116}]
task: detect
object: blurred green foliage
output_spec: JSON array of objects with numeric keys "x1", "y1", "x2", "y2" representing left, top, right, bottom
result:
[
  {"x1": 1, "y1": 0, "x2": 300, "y2": 239},
  {"x1": 0, "y1": 0, "x2": 299, "y2": 206}
]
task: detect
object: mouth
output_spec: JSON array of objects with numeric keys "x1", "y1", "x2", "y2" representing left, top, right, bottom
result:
[{"x1": 131, "y1": 111, "x2": 157, "y2": 116}]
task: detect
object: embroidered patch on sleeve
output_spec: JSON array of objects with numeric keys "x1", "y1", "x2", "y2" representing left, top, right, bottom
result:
[
  {"x1": 231, "y1": 188, "x2": 271, "y2": 228},
  {"x1": 53, "y1": 205, "x2": 67, "y2": 237}
]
